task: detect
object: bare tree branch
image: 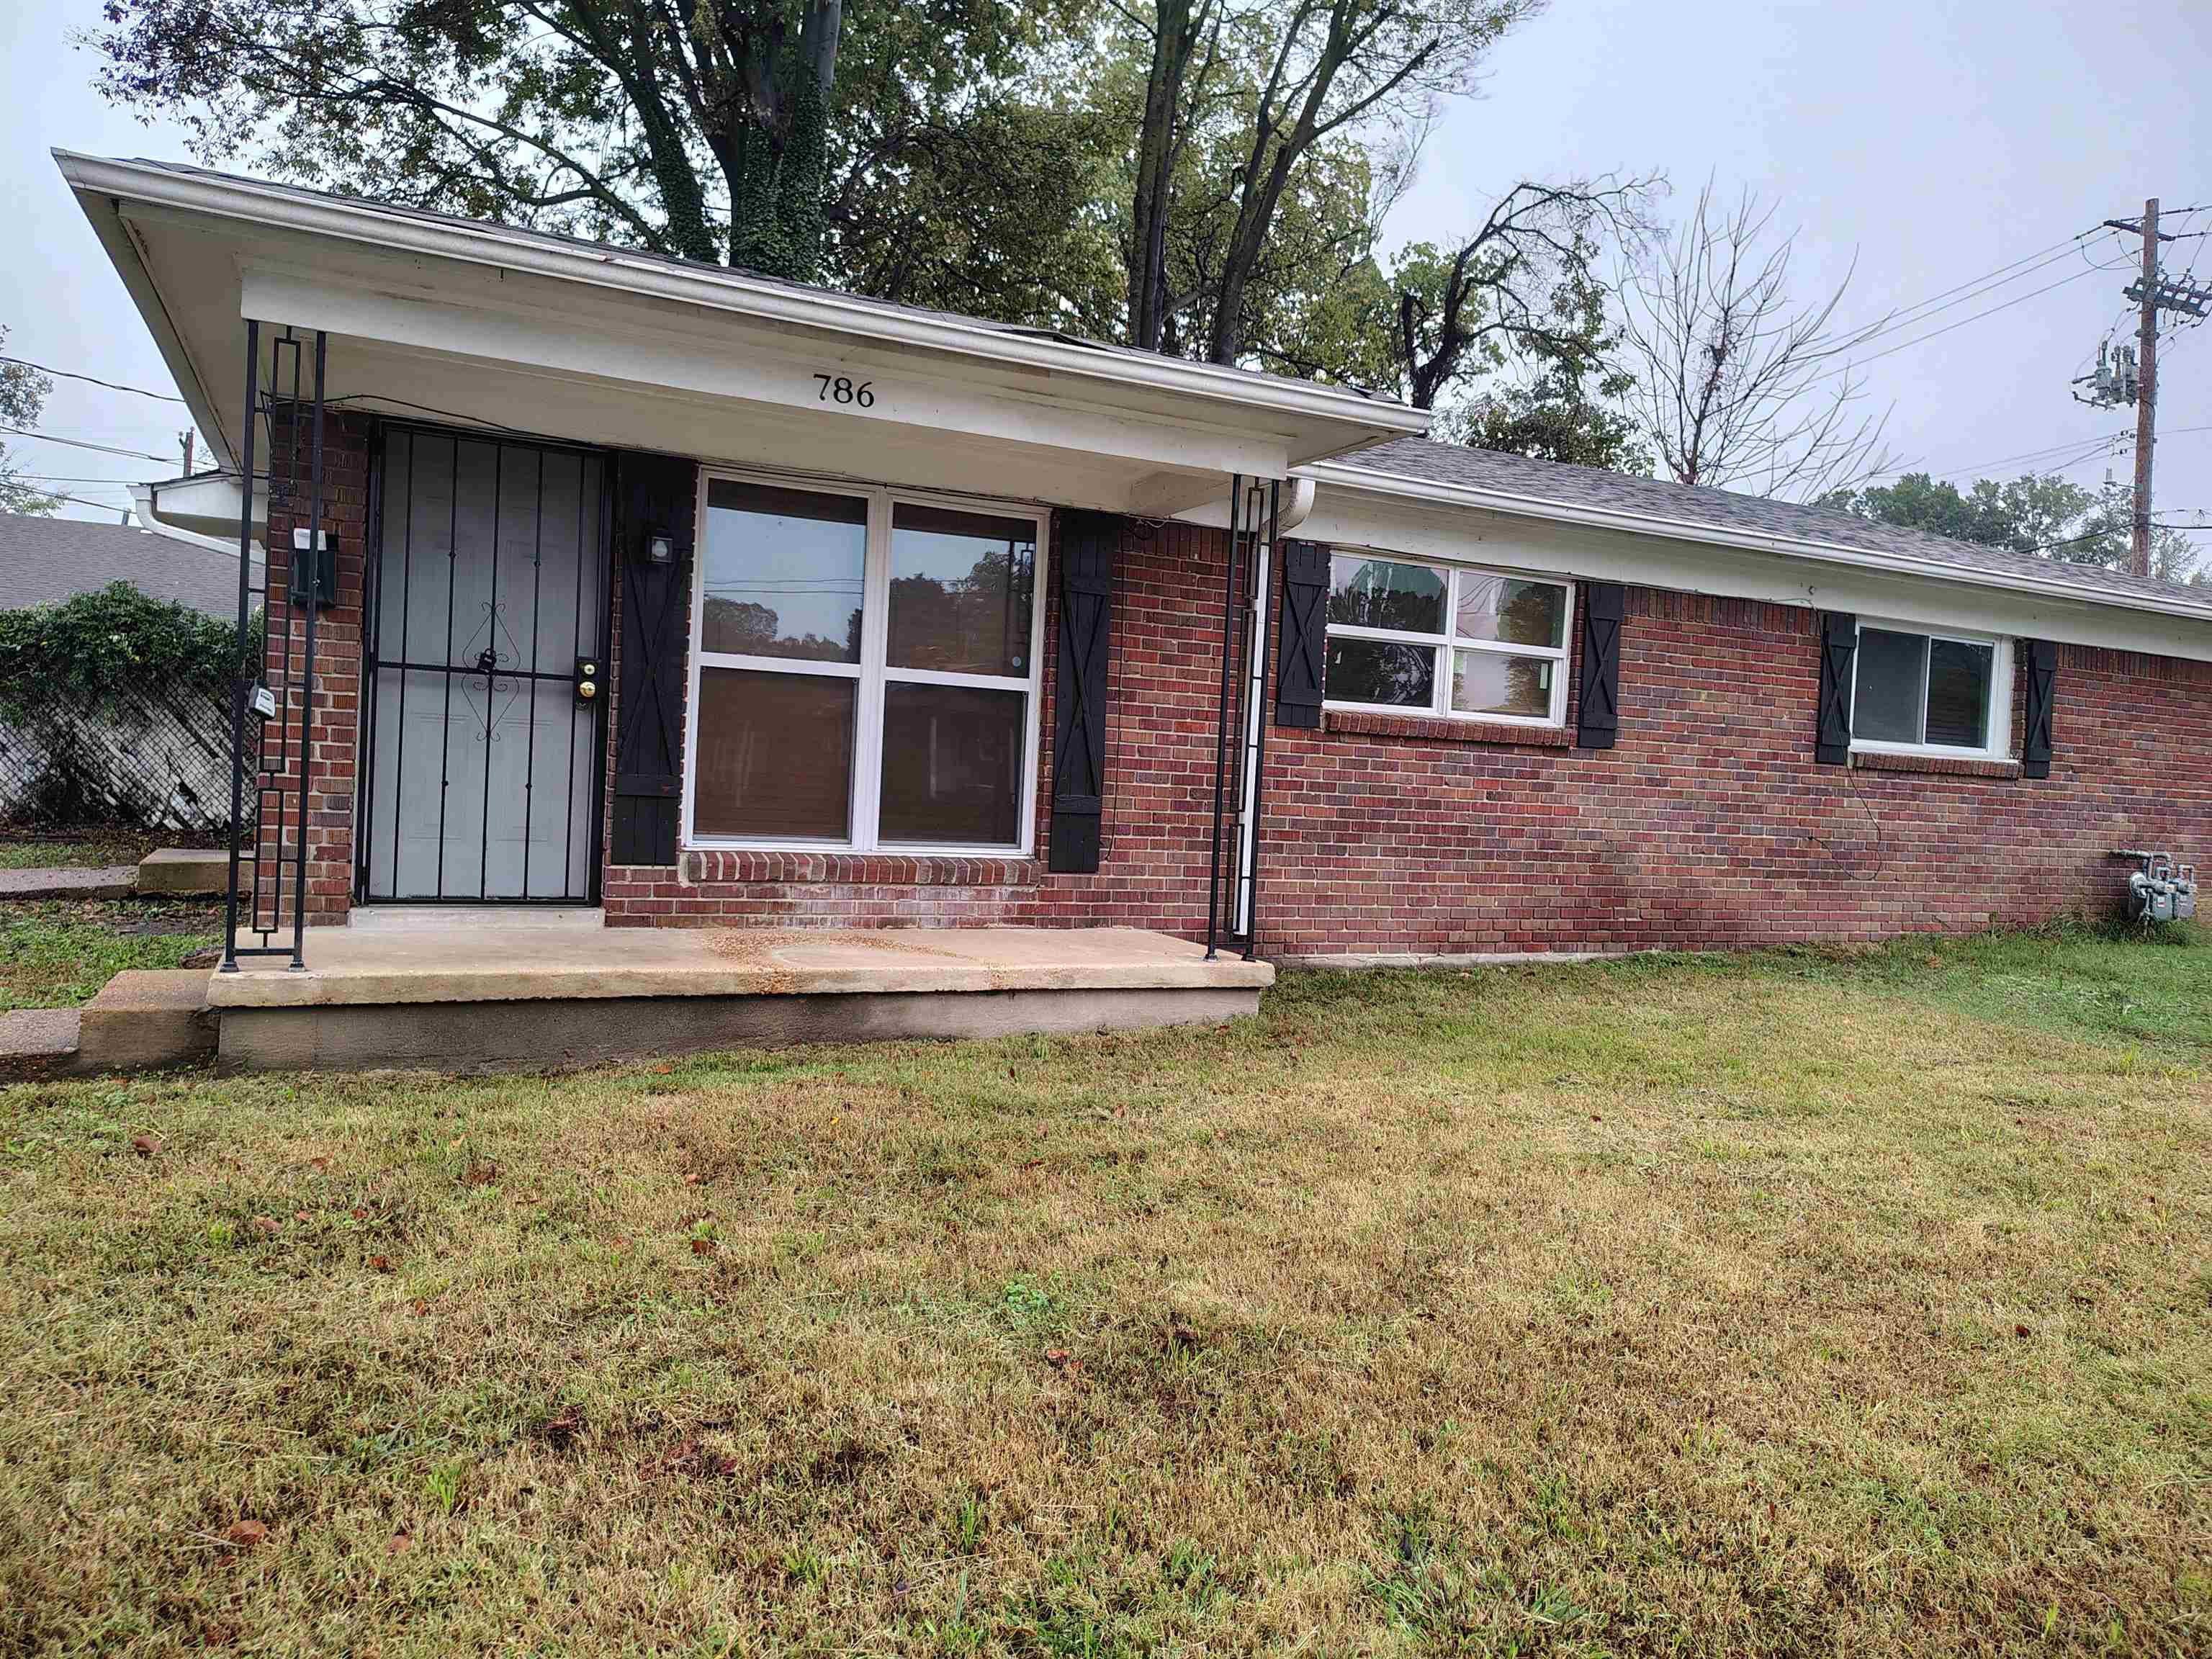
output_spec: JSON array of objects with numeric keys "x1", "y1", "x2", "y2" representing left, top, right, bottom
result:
[{"x1": 1619, "y1": 178, "x2": 1897, "y2": 501}]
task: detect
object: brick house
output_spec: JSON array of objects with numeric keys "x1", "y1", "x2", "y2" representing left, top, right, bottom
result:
[{"x1": 66, "y1": 152, "x2": 2212, "y2": 965}]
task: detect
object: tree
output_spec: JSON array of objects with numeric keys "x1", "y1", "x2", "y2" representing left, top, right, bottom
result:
[
  {"x1": 1114, "y1": 0, "x2": 1539, "y2": 367},
  {"x1": 1620, "y1": 179, "x2": 1894, "y2": 501},
  {"x1": 89, "y1": 0, "x2": 1104, "y2": 297},
  {"x1": 1826, "y1": 472, "x2": 2094, "y2": 554},
  {"x1": 1377, "y1": 176, "x2": 1654, "y2": 412},
  {"x1": 0, "y1": 329, "x2": 59, "y2": 516},
  {"x1": 1829, "y1": 469, "x2": 2203, "y2": 583}
]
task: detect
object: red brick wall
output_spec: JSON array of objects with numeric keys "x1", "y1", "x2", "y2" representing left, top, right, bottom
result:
[
  {"x1": 599, "y1": 515, "x2": 2212, "y2": 952},
  {"x1": 257, "y1": 406, "x2": 372, "y2": 930}
]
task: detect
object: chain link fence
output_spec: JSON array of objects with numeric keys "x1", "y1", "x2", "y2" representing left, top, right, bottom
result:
[{"x1": 0, "y1": 679, "x2": 240, "y2": 838}]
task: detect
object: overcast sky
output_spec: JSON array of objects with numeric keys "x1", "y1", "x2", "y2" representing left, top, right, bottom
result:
[{"x1": 4, "y1": 0, "x2": 2208, "y2": 558}]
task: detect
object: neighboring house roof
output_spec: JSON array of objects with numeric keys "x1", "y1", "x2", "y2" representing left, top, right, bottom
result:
[
  {"x1": 0, "y1": 512, "x2": 240, "y2": 616},
  {"x1": 1323, "y1": 439, "x2": 2208, "y2": 616}
]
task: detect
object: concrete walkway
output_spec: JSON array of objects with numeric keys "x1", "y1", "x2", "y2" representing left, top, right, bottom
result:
[
  {"x1": 0, "y1": 866, "x2": 136, "y2": 900},
  {"x1": 0, "y1": 1008, "x2": 83, "y2": 1079},
  {"x1": 207, "y1": 925, "x2": 1272, "y2": 1007}
]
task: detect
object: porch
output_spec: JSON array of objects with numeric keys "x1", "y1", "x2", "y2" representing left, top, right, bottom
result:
[{"x1": 201, "y1": 921, "x2": 1271, "y2": 1072}]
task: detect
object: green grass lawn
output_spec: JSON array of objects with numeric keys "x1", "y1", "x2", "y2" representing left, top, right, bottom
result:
[
  {"x1": 0, "y1": 926, "x2": 2206, "y2": 1655},
  {"x1": 0, "y1": 836, "x2": 158, "y2": 871},
  {"x1": 0, "y1": 899, "x2": 222, "y2": 1010}
]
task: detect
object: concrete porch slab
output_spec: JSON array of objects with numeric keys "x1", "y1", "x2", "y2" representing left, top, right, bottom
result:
[
  {"x1": 206, "y1": 925, "x2": 1272, "y2": 1009},
  {"x1": 204, "y1": 927, "x2": 1272, "y2": 1071}
]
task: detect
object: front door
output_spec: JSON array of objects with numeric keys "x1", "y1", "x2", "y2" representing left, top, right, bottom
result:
[{"x1": 359, "y1": 427, "x2": 609, "y2": 904}]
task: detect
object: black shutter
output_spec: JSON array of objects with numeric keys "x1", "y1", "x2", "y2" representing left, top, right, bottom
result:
[
  {"x1": 1575, "y1": 580, "x2": 1625, "y2": 750},
  {"x1": 2021, "y1": 637, "x2": 2058, "y2": 778},
  {"x1": 610, "y1": 451, "x2": 696, "y2": 866},
  {"x1": 1274, "y1": 539, "x2": 1328, "y2": 728},
  {"x1": 1815, "y1": 610, "x2": 1857, "y2": 765},
  {"x1": 1048, "y1": 510, "x2": 1118, "y2": 873}
]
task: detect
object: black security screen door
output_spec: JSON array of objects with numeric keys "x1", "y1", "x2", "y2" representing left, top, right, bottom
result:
[{"x1": 359, "y1": 426, "x2": 611, "y2": 904}]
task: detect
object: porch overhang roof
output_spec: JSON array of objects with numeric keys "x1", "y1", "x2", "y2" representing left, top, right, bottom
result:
[{"x1": 58, "y1": 150, "x2": 1426, "y2": 528}]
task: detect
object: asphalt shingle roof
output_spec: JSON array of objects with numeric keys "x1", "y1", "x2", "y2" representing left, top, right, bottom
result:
[
  {"x1": 1331, "y1": 439, "x2": 2207, "y2": 613},
  {"x1": 0, "y1": 513, "x2": 240, "y2": 617}
]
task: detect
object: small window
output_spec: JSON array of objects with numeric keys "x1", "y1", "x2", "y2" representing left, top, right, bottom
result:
[
  {"x1": 1323, "y1": 552, "x2": 1571, "y2": 726},
  {"x1": 1851, "y1": 624, "x2": 2005, "y2": 755}
]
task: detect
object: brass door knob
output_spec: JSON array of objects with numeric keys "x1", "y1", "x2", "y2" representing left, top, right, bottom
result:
[{"x1": 577, "y1": 679, "x2": 598, "y2": 701}]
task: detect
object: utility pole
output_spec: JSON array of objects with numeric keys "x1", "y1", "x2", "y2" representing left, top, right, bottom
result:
[
  {"x1": 179, "y1": 428, "x2": 194, "y2": 476},
  {"x1": 2101, "y1": 200, "x2": 2212, "y2": 577},
  {"x1": 2133, "y1": 199, "x2": 2158, "y2": 577}
]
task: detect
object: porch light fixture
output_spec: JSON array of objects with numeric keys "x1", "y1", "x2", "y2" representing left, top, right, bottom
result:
[{"x1": 647, "y1": 529, "x2": 675, "y2": 566}]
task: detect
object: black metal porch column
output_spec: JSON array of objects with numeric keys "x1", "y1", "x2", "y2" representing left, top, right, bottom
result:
[
  {"x1": 1243, "y1": 479, "x2": 1280, "y2": 962},
  {"x1": 220, "y1": 322, "x2": 331, "y2": 972},
  {"x1": 1204, "y1": 474, "x2": 1245, "y2": 961}
]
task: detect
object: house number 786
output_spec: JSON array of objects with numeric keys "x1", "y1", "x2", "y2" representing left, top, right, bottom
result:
[{"x1": 813, "y1": 373, "x2": 875, "y2": 408}]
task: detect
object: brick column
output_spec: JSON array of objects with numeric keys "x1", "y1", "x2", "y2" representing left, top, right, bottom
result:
[{"x1": 261, "y1": 407, "x2": 373, "y2": 927}]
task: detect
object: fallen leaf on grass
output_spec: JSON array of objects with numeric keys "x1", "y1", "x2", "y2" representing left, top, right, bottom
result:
[
  {"x1": 386, "y1": 1530, "x2": 414, "y2": 1555},
  {"x1": 225, "y1": 1520, "x2": 268, "y2": 1549},
  {"x1": 132, "y1": 1135, "x2": 161, "y2": 1159},
  {"x1": 462, "y1": 1160, "x2": 500, "y2": 1188},
  {"x1": 691, "y1": 1237, "x2": 716, "y2": 1256},
  {"x1": 367, "y1": 1255, "x2": 392, "y2": 1274},
  {"x1": 1043, "y1": 1347, "x2": 1086, "y2": 1380},
  {"x1": 249, "y1": 1215, "x2": 281, "y2": 1239}
]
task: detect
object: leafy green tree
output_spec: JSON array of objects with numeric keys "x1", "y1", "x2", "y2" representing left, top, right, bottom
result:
[
  {"x1": 1110, "y1": 0, "x2": 1538, "y2": 367},
  {"x1": 89, "y1": 0, "x2": 1104, "y2": 297},
  {"x1": 1827, "y1": 470, "x2": 2201, "y2": 583},
  {"x1": 1, "y1": 328, "x2": 59, "y2": 516}
]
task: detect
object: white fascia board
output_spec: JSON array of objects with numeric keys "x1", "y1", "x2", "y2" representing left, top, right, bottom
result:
[
  {"x1": 1303, "y1": 463, "x2": 2212, "y2": 660},
  {"x1": 236, "y1": 264, "x2": 1297, "y2": 481},
  {"x1": 55, "y1": 150, "x2": 1426, "y2": 464}
]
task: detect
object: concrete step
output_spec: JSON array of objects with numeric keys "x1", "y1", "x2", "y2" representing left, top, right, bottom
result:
[
  {"x1": 136, "y1": 848, "x2": 237, "y2": 897},
  {"x1": 78, "y1": 970, "x2": 216, "y2": 1071}
]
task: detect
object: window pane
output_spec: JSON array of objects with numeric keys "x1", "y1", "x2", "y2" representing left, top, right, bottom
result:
[
  {"x1": 1452, "y1": 649, "x2": 1555, "y2": 719},
  {"x1": 1925, "y1": 639, "x2": 1993, "y2": 747},
  {"x1": 1326, "y1": 637, "x2": 1436, "y2": 707},
  {"x1": 1855, "y1": 628, "x2": 1927, "y2": 744},
  {"x1": 1457, "y1": 574, "x2": 1565, "y2": 648},
  {"x1": 1328, "y1": 554, "x2": 1446, "y2": 634},
  {"x1": 693, "y1": 667, "x2": 855, "y2": 840},
  {"x1": 701, "y1": 480, "x2": 866, "y2": 662},
  {"x1": 888, "y1": 504, "x2": 1036, "y2": 677},
  {"x1": 879, "y1": 683, "x2": 1025, "y2": 845}
]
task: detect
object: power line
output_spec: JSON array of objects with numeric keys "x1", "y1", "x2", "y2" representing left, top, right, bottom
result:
[
  {"x1": 0, "y1": 425, "x2": 175, "y2": 463},
  {"x1": 1831, "y1": 230, "x2": 2096, "y2": 350},
  {"x1": 0, "y1": 355, "x2": 186, "y2": 404},
  {"x1": 1848, "y1": 268, "x2": 2105, "y2": 367}
]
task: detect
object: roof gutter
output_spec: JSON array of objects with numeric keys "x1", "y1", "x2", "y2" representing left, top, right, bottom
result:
[
  {"x1": 1303, "y1": 459, "x2": 2212, "y2": 629},
  {"x1": 53, "y1": 150, "x2": 1427, "y2": 451}
]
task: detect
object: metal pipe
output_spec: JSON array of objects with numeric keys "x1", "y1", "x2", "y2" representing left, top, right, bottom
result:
[
  {"x1": 288, "y1": 330, "x2": 327, "y2": 970},
  {"x1": 1244, "y1": 478, "x2": 1280, "y2": 963},
  {"x1": 1204, "y1": 473, "x2": 1244, "y2": 959},
  {"x1": 220, "y1": 319, "x2": 261, "y2": 974}
]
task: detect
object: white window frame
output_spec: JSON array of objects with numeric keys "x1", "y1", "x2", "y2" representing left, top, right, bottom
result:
[
  {"x1": 682, "y1": 467, "x2": 1049, "y2": 856},
  {"x1": 1321, "y1": 549, "x2": 1574, "y2": 727},
  {"x1": 1848, "y1": 616, "x2": 2014, "y2": 761}
]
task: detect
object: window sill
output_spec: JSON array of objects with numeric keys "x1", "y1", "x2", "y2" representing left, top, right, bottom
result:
[
  {"x1": 1850, "y1": 749, "x2": 2022, "y2": 780},
  {"x1": 1324, "y1": 709, "x2": 1573, "y2": 748},
  {"x1": 680, "y1": 849, "x2": 1042, "y2": 886}
]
